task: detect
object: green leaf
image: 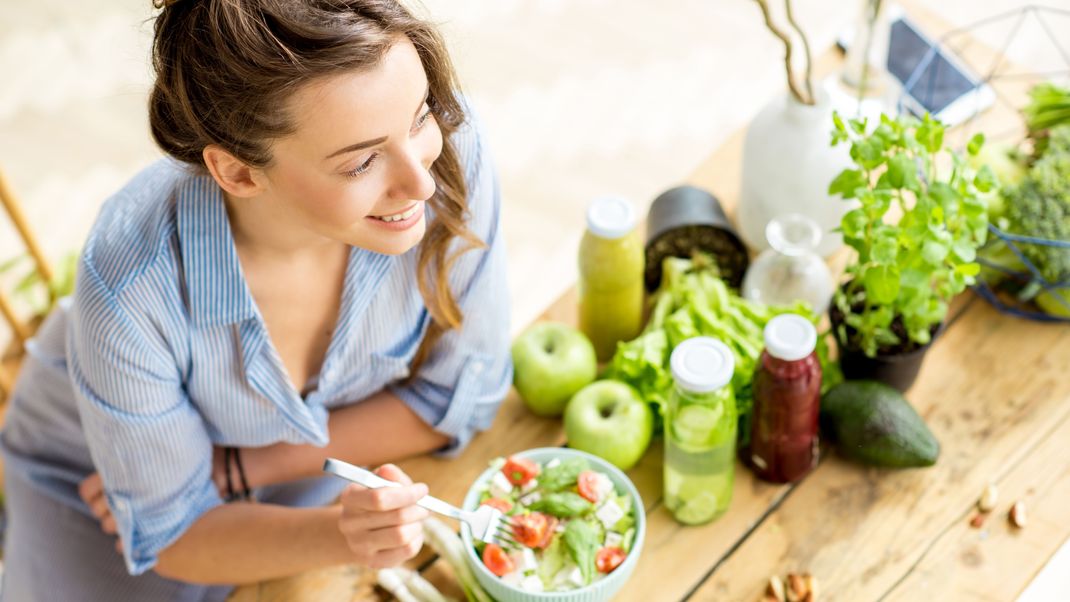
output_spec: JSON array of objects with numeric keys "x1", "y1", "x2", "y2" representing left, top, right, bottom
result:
[
  {"x1": 850, "y1": 117, "x2": 869, "y2": 135},
  {"x1": 530, "y1": 492, "x2": 594, "y2": 518},
  {"x1": 951, "y1": 240, "x2": 977, "y2": 263},
  {"x1": 955, "y1": 262, "x2": 981, "y2": 277},
  {"x1": 887, "y1": 153, "x2": 921, "y2": 192},
  {"x1": 537, "y1": 458, "x2": 588, "y2": 492},
  {"x1": 863, "y1": 266, "x2": 900, "y2": 304},
  {"x1": 915, "y1": 113, "x2": 945, "y2": 153},
  {"x1": 871, "y1": 230, "x2": 899, "y2": 265},
  {"x1": 564, "y1": 520, "x2": 601, "y2": 585},
  {"x1": 922, "y1": 240, "x2": 950, "y2": 265},
  {"x1": 840, "y1": 208, "x2": 868, "y2": 241},
  {"x1": 538, "y1": 536, "x2": 569, "y2": 589},
  {"x1": 973, "y1": 164, "x2": 996, "y2": 193},
  {"x1": 828, "y1": 169, "x2": 867, "y2": 199},
  {"x1": 851, "y1": 138, "x2": 886, "y2": 170},
  {"x1": 967, "y1": 132, "x2": 985, "y2": 156}
]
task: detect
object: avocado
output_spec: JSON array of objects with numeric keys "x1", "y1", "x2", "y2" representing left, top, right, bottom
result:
[{"x1": 821, "y1": 380, "x2": 940, "y2": 467}]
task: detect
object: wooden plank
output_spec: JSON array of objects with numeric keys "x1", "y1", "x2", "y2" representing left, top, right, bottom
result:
[
  {"x1": 883, "y1": 405, "x2": 1070, "y2": 602},
  {"x1": 686, "y1": 300, "x2": 1070, "y2": 602}
]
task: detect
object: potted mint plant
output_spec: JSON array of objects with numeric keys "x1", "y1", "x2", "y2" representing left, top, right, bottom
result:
[{"x1": 827, "y1": 112, "x2": 992, "y2": 391}]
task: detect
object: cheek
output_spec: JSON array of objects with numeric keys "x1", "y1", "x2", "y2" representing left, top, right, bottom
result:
[{"x1": 282, "y1": 170, "x2": 380, "y2": 225}]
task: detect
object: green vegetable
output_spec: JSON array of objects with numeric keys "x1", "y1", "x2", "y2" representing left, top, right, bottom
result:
[
  {"x1": 829, "y1": 113, "x2": 989, "y2": 356},
  {"x1": 622, "y1": 527, "x2": 636, "y2": 554},
  {"x1": 821, "y1": 380, "x2": 940, "y2": 467},
  {"x1": 563, "y1": 520, "x2": 601, "y2": 585},
  {"x1": 537, "y1": 458, "x2": 588, "y2": 492},
  {"x1": 423, "y1": 518, "x2": 492, "y2": 602},
  {"x1": 537, "y1": 536, "x2": 570, "y2": 589},
  {"x1": 1025, "y1": 82, "x2": 1070, "y2": 155},
  {"x1": 1000, "y1": 125, "x2": 1070, "y2": 288},
  {"x1": 530, "y1": 492, "x2": 593, "y2": 518},
  {"x1": 604, "y1": 252, "x2": 842, "y2": 443},
  {"x1": 608, "y1": 494, "x2": 635, "y2": 534}
]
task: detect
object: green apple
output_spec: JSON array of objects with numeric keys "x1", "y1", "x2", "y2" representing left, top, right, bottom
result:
[
  {"x1": 564, "y1": 380, "x2": 654, "y2": 470},
  {"x1": 511, "y1": 322, "x2": 598, "y2": 417}
]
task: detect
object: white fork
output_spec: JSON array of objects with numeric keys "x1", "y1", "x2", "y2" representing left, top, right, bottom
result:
[{"x1": 323, "y1": 458, "x2": 518, "y2": 548}]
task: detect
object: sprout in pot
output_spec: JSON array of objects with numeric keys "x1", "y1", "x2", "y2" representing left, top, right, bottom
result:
[{"x1": 827, "y1": 112, "x2": 991, "y2": 391}]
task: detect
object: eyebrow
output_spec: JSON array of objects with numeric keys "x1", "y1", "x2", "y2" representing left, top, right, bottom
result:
[{"x1": 324, "y1": 83, "x2": 431, "y2": 160}]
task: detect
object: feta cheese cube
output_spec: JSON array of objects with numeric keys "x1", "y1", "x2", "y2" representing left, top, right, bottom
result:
[
  {"x1": 489, "y1": 472, "x2": 514, "y2": 499},
  {"x1": 546, "y1": 458, "x2": 561, "y2": 469},
  {"x1": 520, "y1": 575, "x2": 545, "y2": 593},
  {"x1": 501, "y1": 571, "x2": 524, "y2": 588},
  {"x1": 595, "y1": 499, "x2": 625, "y2": 530},
  {"x1": 592, "y1": 472, "x2": 615, "y2": 503},
  {"x1": 510, "y1": 548, "x2": 537, "y2": 572},
  {"x1": 604, "y1": 531, "x2": 624, "y2": 549},
  {"x1": 519, "y1": 491, "x2": 542, "y2": 507},
  {"x1": 554, "y1": 522, "x2": 566, "y2": 533},
  {"x1": 520, "y1": 478, "x2": 539, "y2": 494},
  {"x1": 567, "y1": 566, "x2": 585, "y2": 587}
]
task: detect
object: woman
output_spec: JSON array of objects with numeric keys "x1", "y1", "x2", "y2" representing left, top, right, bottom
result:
[{"x1": 0, "y1": 0, "x2": 511, "y2": 599}]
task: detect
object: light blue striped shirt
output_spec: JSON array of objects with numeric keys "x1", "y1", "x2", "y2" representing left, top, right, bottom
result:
[{"x1": 1, "y1": 116, "x2": 512, "y2": 576}]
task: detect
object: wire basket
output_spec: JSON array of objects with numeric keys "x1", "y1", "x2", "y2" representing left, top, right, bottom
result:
[{"x1": 894, "y1": 4, "x2": 1070, "y2": 322}]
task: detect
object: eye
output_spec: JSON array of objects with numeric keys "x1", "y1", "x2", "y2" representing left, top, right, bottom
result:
[
  {"x1": 413, "y1": 108, "x2": 433, "y2": 131},
  {"x1": 344, "y1": 152, "x2": 379, "y2": 179}
]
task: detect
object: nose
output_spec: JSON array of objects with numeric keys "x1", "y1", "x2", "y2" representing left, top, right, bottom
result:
[{"x1": 389, "y1": 141, "x2": 437, "y2": 203}]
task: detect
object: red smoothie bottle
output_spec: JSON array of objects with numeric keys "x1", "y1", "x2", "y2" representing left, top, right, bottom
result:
[{"x1": 748, "y1": 314, "x2": 822, "y2": 483}]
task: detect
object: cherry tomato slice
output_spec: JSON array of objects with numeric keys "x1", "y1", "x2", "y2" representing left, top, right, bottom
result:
[
  {"x1": 596, "y1": 546, "x2": 627, "y2": 573},
  {"x1": 577, "y1": 470, "x2": 602, "y2": 503},
  {"x1": 535, "y1": 516, "x2": 559, "y2": 549},
  {"x1": 480, "y1": 498, "x2": 514, "y2": 513},
  {"x1": 501, "y1": 456, "x2": 540, "y2": 486},
  {"x1": 511, "y1": 512, "x2": 550, "y2": 548},
  {"x1": 482, "y1": 543, "x2": 515, "y2": 577}
]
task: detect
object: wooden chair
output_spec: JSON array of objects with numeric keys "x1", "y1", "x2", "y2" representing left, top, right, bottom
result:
[{"x1": 0, "y1": 166, "x2": 55, "y2": 403}]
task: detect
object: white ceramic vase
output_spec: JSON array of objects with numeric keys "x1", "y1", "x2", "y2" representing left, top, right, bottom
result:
[{"x1": 737, "y1": 89, "x2": 853, "y2": 257}]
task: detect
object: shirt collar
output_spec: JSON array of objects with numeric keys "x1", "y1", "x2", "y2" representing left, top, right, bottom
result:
[{"x1": 176, "y1": 173, "x2": 258, "y2": 327}]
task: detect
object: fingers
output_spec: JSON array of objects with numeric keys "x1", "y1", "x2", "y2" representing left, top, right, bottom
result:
[
  {"x1": 102, "y1": 515, "x2": 118, "y2": 535},
  {"x1": 340, "y1": 481, "x2": 428, "y2": 513},
  {"x1": 78, "y1": 473, "x2": 103, "y2": 506},
  {"x1": 342, "y1": 504, "x2": 430, "y2": 531},
  {"x1": 375, "y1": 464, "x2": 414, "y2": 486},
  {"x1": 365, "y1": 534, "x2": 425, "y2": 569}
]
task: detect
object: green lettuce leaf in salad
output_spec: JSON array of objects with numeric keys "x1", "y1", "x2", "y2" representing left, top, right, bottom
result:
[
  {"x1": 530, "y1": 492, "x2": 593, "y2": 518},
  {"x1": 563, "y1": 519, "x2": 601, "y2": 586},
  {"x1": 537, "y1": 458, "x2": 588, "y2": 492},
  {"x1": 537, "y1": 535, "x2": 570, "y2": 589}
]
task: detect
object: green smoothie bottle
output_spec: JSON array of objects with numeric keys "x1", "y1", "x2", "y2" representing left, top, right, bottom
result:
[
  {"x1": 578, "y1": 196, "x2": 644, "y2": 361},
  {"x1": 664, "y1": 337, "x2": 737, "y2": 525}
]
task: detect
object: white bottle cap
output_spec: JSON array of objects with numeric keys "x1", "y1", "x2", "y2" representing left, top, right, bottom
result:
[
  {"x1": 586, "y1": 196, "x2": 636, "y2": 240},
  {"x1": 763, "y1": 314, "x2": 817, "y2": 361},
  {"x1": 670, "y1": 337, "x2": 735, "y2": 393}
]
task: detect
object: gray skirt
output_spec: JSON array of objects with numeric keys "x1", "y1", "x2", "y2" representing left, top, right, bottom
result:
[{"x1": 1, "y1": 469, "x2": 347, "y2": 602}]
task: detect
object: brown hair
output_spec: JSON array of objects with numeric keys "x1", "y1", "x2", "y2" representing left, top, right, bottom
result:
[{"x1": 149, "y1": 0, "x2": 484, "y2": 374}]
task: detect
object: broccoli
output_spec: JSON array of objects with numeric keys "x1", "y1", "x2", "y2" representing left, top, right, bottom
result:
[{"x1": 1001, "y1": 125, "x2": 1070, "y2": 285}]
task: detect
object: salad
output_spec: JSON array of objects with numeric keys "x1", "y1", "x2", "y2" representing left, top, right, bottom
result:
[{"x1": 473, "y1": 455, "x2": 638, "y2": 593}]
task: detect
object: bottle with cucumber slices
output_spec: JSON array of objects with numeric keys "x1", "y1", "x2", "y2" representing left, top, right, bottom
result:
[{"x1": 664, "y1": 337, "x2": 737, "y2": 525}]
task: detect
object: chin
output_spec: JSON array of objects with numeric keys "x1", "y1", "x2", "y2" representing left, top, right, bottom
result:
[{"x1": 360, "y1": 218, "x2": 427, "y2": 256}]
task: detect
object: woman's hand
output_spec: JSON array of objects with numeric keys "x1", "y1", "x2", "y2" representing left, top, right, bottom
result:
[
  {"x1": 337, "y1": 464, "x2": 430, "y2": 569},
  {"x1": 79, "y1": 472, "x2": 118, "y2": 535}
]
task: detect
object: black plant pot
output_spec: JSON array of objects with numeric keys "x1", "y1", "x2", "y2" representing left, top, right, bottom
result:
[{"x1": 829, "y1": 302, "x2": 941, "y2": 393}]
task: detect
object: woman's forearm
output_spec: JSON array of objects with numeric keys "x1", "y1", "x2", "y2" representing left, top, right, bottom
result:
[
  {"x1": 247, "y1": 390, "x2": 449, "y2": 488},
  {"x1": 155, "y1": 503, "x2": 350, "y2": 584}
]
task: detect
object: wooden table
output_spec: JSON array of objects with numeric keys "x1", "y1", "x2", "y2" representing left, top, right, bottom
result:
[{"x1": 231, "y1": 4, "x2": 1070, "y2": 600}]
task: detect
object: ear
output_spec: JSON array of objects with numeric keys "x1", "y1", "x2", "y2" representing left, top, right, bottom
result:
[{"x1": 202, "y1": 145, "x2": 267, "y2": 198}]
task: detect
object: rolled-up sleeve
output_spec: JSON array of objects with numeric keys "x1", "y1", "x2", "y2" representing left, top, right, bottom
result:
[
  {"x1": 68, "y1": 259, "x2": 221, "y2": 576},
  {"x1": 390, "y1": 111, "x2": 513, "y2": 456}
]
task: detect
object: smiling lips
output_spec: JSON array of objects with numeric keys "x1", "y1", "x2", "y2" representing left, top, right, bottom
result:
[
  {"x1": 371, "y1": 203, "x2": 420, "y2": 222},
  {"x1": 367, "y1": 201, "x2": 425, "y2": 231}
]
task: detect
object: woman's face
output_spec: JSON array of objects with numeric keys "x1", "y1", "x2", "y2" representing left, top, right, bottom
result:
[{"x1": 261, "y1": 36, "x2": 443, "y2": 256}]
